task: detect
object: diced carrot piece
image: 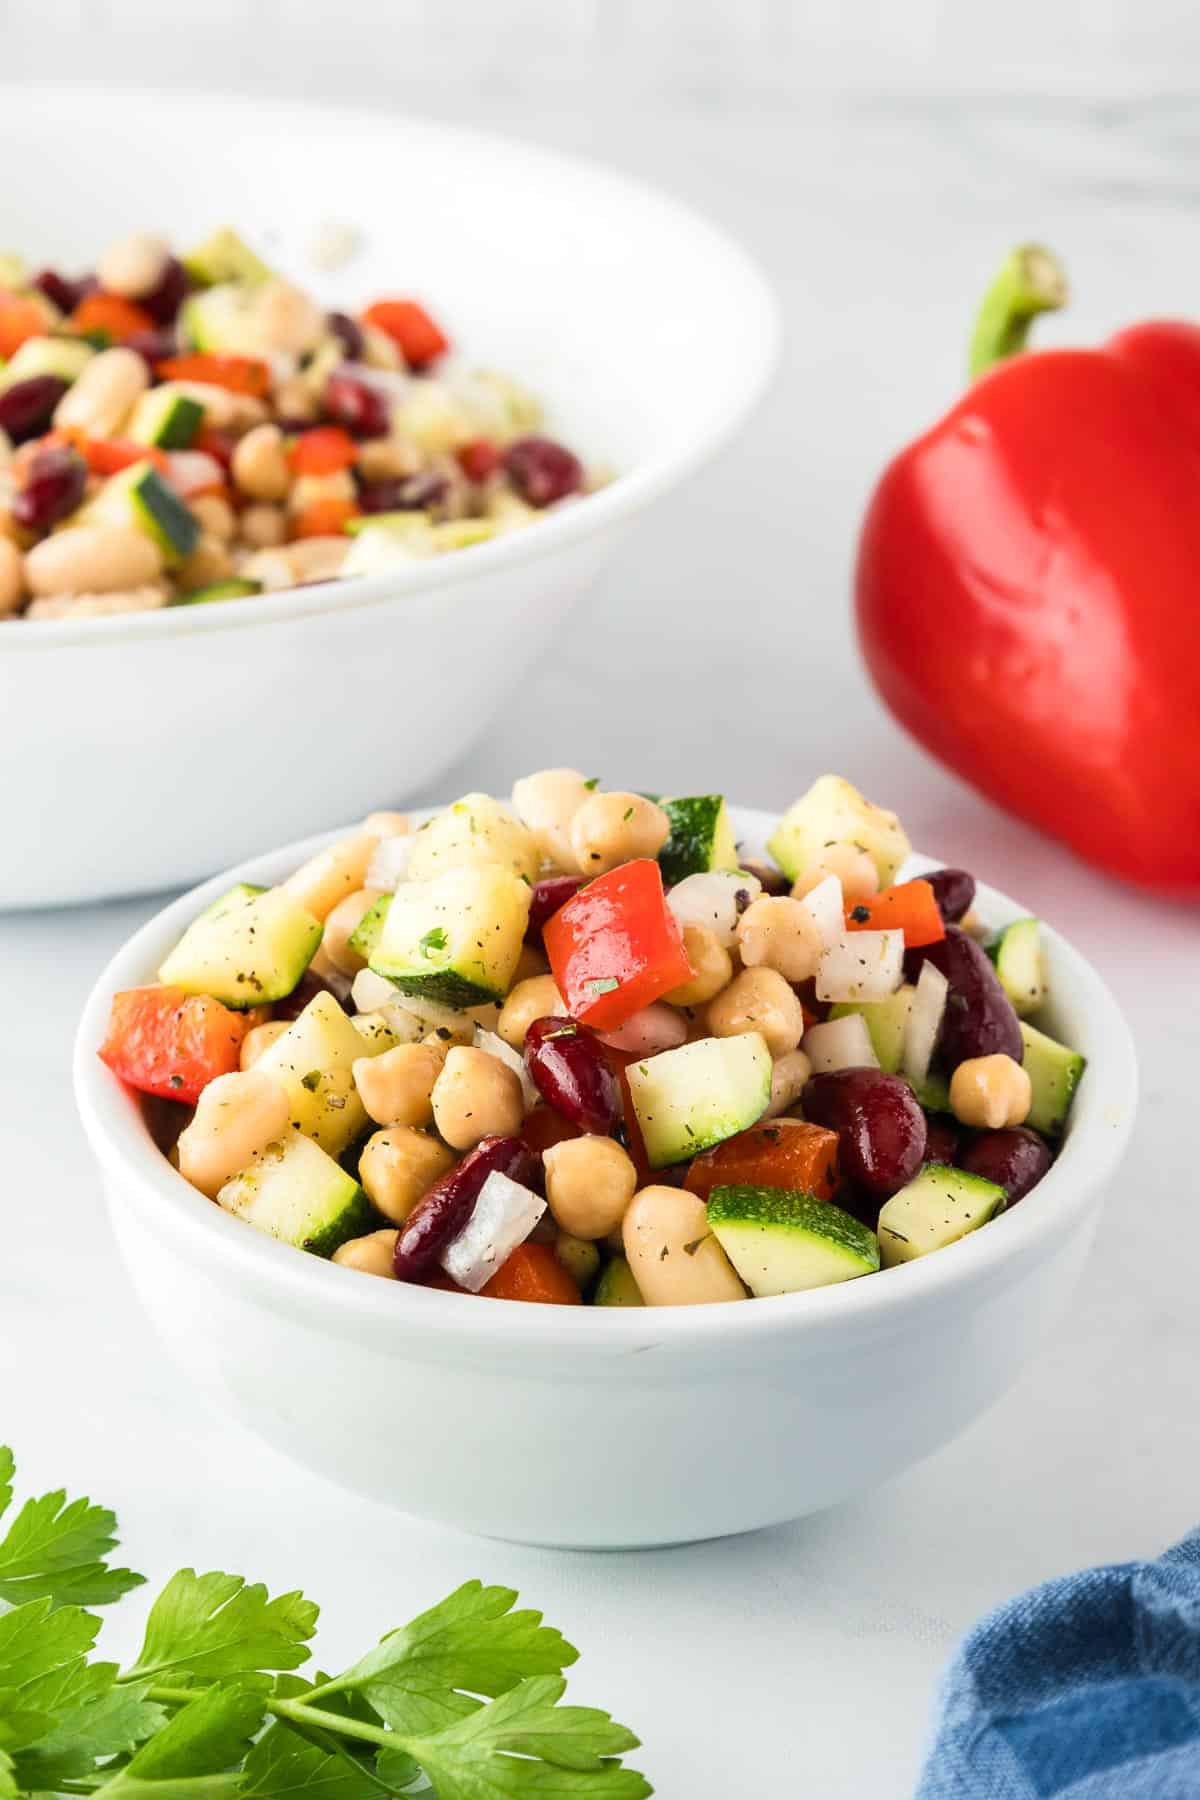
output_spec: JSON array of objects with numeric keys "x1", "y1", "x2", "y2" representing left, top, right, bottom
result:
[
  {"x1": 289, "y1": 426, "x2": 358, "y2": 477},
  {"x1": 290, "y1": 497, "x2": 359, "y2": 539},
  {"x1": 481, "y1": 1242, "x2": 581, "y2": 1304},
  {"x1": 362, "y1": 299, "x2": 449, "y2": 368},
  {"x1": 156, "y1": 352, "x2": 271, "y2": 399},
  {"x1": 844, "y1": 878, "x2": 945, "y2": 948},
  {"x1": 684, "y1": 1120, "x2": 841, "y2": 1203},
  {"x1": 0, "y1": 293, "x2": 54, "y2": 358},
  {"x1": 71, "y1": 291, "x2": 156, "y2": 341}
]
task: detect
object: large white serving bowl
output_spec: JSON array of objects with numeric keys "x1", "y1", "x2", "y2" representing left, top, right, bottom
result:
[
  {"x1": 0, "y1": 87, "x2": 778, "y2": 911},
  {"x1": 74, "y1": 807, "x2": 1137, "y2": 1548}
]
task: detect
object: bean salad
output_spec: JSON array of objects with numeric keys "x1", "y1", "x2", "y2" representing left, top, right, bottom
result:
[
  {"x1": 0, "y1": 226, "x2": 592, "y2": 620},
  {"x1": 97, "y1": 773, "x2": 1087, "y2": 1306}
]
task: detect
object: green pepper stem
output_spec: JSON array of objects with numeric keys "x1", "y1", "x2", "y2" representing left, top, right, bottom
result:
[{"x1": 968, "y1": 244, "x2": 1069, "y2": 380}]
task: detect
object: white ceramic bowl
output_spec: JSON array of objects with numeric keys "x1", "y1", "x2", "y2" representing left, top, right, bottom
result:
[
  {"x1": 0, "y1": 87, "x2": 778, "y2": 911},
  {"x1": 74, "y1": 807, "x2": 1137, "y2": 1548}
]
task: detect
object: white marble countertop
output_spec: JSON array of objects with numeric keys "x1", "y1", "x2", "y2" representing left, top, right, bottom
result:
[{"x1": 2, "y1": 87, "x2": 1198, "y2": 1798}]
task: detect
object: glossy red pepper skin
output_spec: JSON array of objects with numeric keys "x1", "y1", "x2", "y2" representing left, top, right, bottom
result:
[
  {"x1": 543, "y1": 859, "x2": 692, "y2": 1030},
  {"x1": 856, "y1": 320, "x2": 1200, "y2": 898}
]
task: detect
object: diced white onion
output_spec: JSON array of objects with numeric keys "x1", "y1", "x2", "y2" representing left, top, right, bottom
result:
[
  {"x1": 802, "y1": 1014, "x2": 879, "y2": 1074},
  {"x1": 164, "y1": 450, "x2": 224, "y2": 498},
  {"x1": 596, "y1": 1003, "x2": 689, "y2": 1057},
  {"x1": 475, "y1": 1026, "x2": 539, "y2": 1112},
  {"x1": 351, "y1": 968, "x2": 399, "y2": 1014},
  {"x1": 901, "y1": 960, "x2": 949, "y2": 1087},
  {"x1": 441, "y1": 1170, "x2": 546, "y2": 1293},
  {"x1": 815, "y1": 929, "x2": 905, "y2": 1004},
  {"x1": 667, "y1": 870, "x2": 762, "y2": 949},
  {"x1": 349, "y1": 969, "x2": 499, "y2": 1041},
  {"x1": 798, "y1": 874, "x2": 845, "y2": 950},
  {"x1": 365, "y1": 835, "x2": 413, "y2": 892}
]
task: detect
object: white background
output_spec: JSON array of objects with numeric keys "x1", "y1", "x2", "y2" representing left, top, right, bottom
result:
[{"x1": 3, "y1": 4, "x2": 1199, "y2": 1795}]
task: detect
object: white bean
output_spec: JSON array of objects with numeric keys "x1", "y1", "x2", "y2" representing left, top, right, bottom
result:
[{"x1": 53, "y1": 348, "x2": 148, "y2": 437}]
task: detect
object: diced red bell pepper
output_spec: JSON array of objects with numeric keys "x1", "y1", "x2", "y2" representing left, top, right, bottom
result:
[
  {"x1": 71, "y1": 291, "x2": 156, "y2": 342},
  {"x1": 289, "y1": 426, "x2": 358, "y2": 476},
  {"x1": 290, "y1": 497, "x2": 359, "y2": 539},
  {"x1": 0, "y1": 293, "x2": 52, "y2": 358},
  {"x1": 362, "y1": 299, "x2": 449, "y2": 368},
  {"x1": 600, "y1": 1045, "x2": 654, "y2": 1189},
  {"x1": 684, "y1": 1120, "x2": 841, "y2": 1203},
  {"x1": 543, "y1": 859, "x2": 693, "y2": 1032},
  {"x1": 458, "y1": 438, "x2": 500, "y2": 482},
  {"x1": 843, "y1": 877, "x2": 945, "y2": 948},
  {"x1": 65, "y1": 433, "x2": 169, "y2": 477},
  {"x1": 481, "y1": 1242, "x2": 581, "y2": 1304},
  {"x1": 156, "y1": 352, "x2": 271, "y2": 399},
  {"x1": 98, "y1": 985, "x2": 250, "y2": 1104}
]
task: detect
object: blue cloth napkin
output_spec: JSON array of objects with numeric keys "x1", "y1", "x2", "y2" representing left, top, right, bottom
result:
[{"x1": 916, "y1": 1532, "x2": 1200, "y2": 1797}]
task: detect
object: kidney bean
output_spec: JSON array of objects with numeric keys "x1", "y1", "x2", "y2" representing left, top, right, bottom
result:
[
  {"x1": 504, "y1": 436, "x2": 583, "y2": 507},
  {"x1": 272, "y1": 967, "x2": 342, "y2": 1022},
  {"x1": 32, "y1": 268, "x2": 92, "y2": 314},
  {"x1": 922, "y1": 1115, "x2": 961, "y2": 1166},
  {"x1": 923, "y1": 867, "x2": 976, "y2": 924},
  {"x1": 328, "y1": 311, "x2": 366, "y2": 361},
  {"x1": 0, "y1": 375, "x2": 68, "y2": 444},
  {"x1": 739, "y1": 859, "x2": 789, "y2": 897},
  {"x1": 801, "y1": 1068, "x2": 927, "y2": 1198},
  {"x1": 525, "y1": 1016, "x2": 620, "y2": 1135},
  {"x1": 526, "y1": 874, "x2": 585, "y2": 939},
  {"x1": 358, "y1": 471, "x2": 448, "y2": 514},
  {"x1": 12, "y1": 447, "x2": 87, "y2": 531},
  {"x1": 393, "y1": 1135, "x2": 540, "y2": 1281},
  {"x1": 123, "y1": 328, "x2": 179, "y2": 373},
  {"x1": 960, "y1": 1126, "x2": 1052, "y2": 1204},
  {"x1": 905, "y1": 926, "x2": 1023, "y2": 1070},
  {"x1": 325, "y1": 367, "x2": 391, "y2": 438},
  {"x1": 140, "y1": 256, "x2": 191, "y2": 325}
]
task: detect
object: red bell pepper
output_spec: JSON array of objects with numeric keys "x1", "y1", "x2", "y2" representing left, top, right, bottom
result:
[
  {"x1": 856, "y1": 244, "x2": 1200, "y2": 899},
  {"x1": 362, "y1": 299, "x2": 449, "y2": 368},
  {"x1": 99, "y1": 985, "x2": 250, "y2": 1104},
  {"x1": 156, "y1": 352, "x2": 272, "y2": 399},
  {"x1": 543, "y1": 859, "x2": 693, "y2": 1031},
  {"x1": 844, "y1": 878, "x2": 944, "y2": 948}
]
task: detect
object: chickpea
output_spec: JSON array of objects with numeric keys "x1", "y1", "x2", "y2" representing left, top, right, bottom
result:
[
  {"x1": 239, "y1": 503, "x2": 288, "y2": 550},
  {"x1": 0, "y1": 538, "x2": 25, "y2": 616},
  {"x1": 511, "y1": 768, "x2": 593, "y2": 871},
  {"x1": 53, "y1": 348, "x2": 148, "y2": 437},
  {"x1": 622, "y1": 1187, "x2": 746, "y2": 1306},
  {"x1": 362, "y1": 810, "x2": 410, "y2": 839},
  {"x1": 323, "y1": 887, "x2": 380, "y2": 977},
  {"x1": 177, "y1": 1070, "x2": 290, "y2": 1199},
  {"x1": 232, "y1": 423, "x2": 292, "y2": 502},
  {"x1": 352, "y1": 1041, "x2": 447, "y2": 1128},
  {"x1": 26, "y1": 524, "x2": 162, "y2": 597},
  {"x1": 358, "y1": 1127, "x2": 455, "y2": 1224},
  {"x1": 176, "y1": 535, "x2": 233, "y2": 592},
  {"x1": 543, "y1": 1137, "x2": 637, "y2": 1240},
  {"x1": 949, "y1": 1054, "x2": 1033, "y2": 1130},
  {"x1": 24, "y1": 586, "x2": 167, "y2": 620},
  {"x1": 97, "y1": 231, "x2": 170, "y2": 298},
  {"x1": 555, "y1": 1232, "x2": 601, "y2": 1289},
  {"x1": 431, "y1": 1047, "x2": 525, "y2": 1150},
  {"x1": 272, "y1": 374, "x2": 320, "y2": 422},
  {"x1": 284, "y1": 535, "x2": 349, "y2": 584},
  {"x1": 356, "y1": 437, "x2": 420, "y2": 483},
  {"x1": 283, "y1": 833, "x2": 375, "y2": 921},
  {"x1": 736, "y1": 895, "x2": 824, "y2": 984},
  {"x1": 497, "y1": 974, "x2": 564, "y2": 1050},
  {"x1": 569, "y1": 791, "x2": 670, "y2": 876},
  {"x1": 706, "y1": 967, "x2": 805, "y2": 1058},
  {"x1": 663, "y1": 923, "x2": 732, "y2": 1007},
  {"x1": 252, "y1": 279, "x2": 326, "y2": 356},
  {"x1": 239, "y1": 1020, "x2": 289, "y2": 1070},
  {"x1": 791, "y1": 844, "x2": 880, "y2": 905},
  {"x1": 332, "y1": 1227, "x2": 399, "y2": 1278},
  {"x1": 191, "y1": 494, "x2": 236, "y2": 543},
  {"x1": 763, "y1": 1048, "x2": 813, "y2": 1119}
]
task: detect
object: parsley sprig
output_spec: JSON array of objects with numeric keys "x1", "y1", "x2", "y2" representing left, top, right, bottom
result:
[{"x1": 0, "y1": 1447, "x2": 650, "y2": 1798}]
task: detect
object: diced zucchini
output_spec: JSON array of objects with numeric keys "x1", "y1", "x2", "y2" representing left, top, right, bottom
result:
[
  {"x1": 198, "y1": 881, "x2": 266, "y2": 921},
  {"x1": 348, "y1": 893, "x2": 390, "y2": 962},
  {"x1": 591, "y1": 1257, "x2": 644, "y2": 1307},
  {"x1": 180, "y1": 283, "x2": 264, "y2": 355},
  {"x1": 82, "y1": 460, "x2": 200, "y2": 564},
  {"x1": 0, "y1": 334, "x2": 94, "y2": 392},
  {"x1": 657, "y1": 796, "x2": 738, "y2": 886},
  {"x1": 0, "y1": 253, "x2": 27, "y2": 289},
  {"x1": 877, "y1": 1163, "x2": 1005, "y2": 1266},
  {"x1": 626, "y1": 1033, "x2": 771, "y2": 1169},
  {"x1": 828, "y1": 986, "x2": 914, "y2": 1074},
  {"x1": 708, "y1": 1185, "x2": 879, "y2": 1295},
  {"x1": 989, "y1": 918, "x2": 1047, "y2": 1018},
  {"x1": 217, "y1": 1127, "x2": 375, "y2": 1256},
  {"x1": 768, "y1": 774, "x2": 911, "y2": 887},
  {"x1": 182, "y1": 227, "x2": 273, "y2": 288},
  {"x1": 407, "y1": 793, "x2": 540, "y2": 885},
  {"x1": 907, "y1": 1070, "x2": 952, "y2": 1114},
  {"x1": 127, "y1": 385, "x2": 205, "y2": 450},
  {"x1": 255, "y1": 990, "x2": 389, "y2": 1154},
  {"x1": 158, "y1": 886, "x2": 322, "y2": 1009},
  {"x1": 173, "y1": 577, "x2": 263, "y2": 606},
  {"x1": 1020, "y1": 1022, "x2": 1085, "y2": 1136},
  {"x1": 368, "y1": 864, "x2": 531, "y2": 1008}
]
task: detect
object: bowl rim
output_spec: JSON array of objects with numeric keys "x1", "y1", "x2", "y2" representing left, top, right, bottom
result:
[
  {"x1": 0, "y1": 84, "x2": 781, "y2": 655},
  {"x1": 73, "y1": 804, "x2": 1139, "y2": 1354}
]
